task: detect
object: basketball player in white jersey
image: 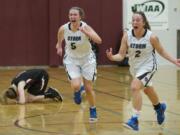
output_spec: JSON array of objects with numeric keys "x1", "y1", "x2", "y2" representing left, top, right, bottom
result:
[
  {"x1": 56, "y1": 7, "x2": 102, "y2": 122},
  {"x1": 106, "y1": 11, "x2": 180, "y2": 130}
]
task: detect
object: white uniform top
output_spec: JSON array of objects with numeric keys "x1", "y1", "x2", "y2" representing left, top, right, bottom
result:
[
  {"x1": 127, "y1": 29, "x2": 157, "y2": 77},
  {"x1": 63, "y1": 21, "x2": 93, "y2": 58}
]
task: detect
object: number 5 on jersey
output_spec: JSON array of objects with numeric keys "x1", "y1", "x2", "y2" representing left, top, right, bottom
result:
[{"x1": 71, "y1": 42, "x2": 76, "y2": 50}]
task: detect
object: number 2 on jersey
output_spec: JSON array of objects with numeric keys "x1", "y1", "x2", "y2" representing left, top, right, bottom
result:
[
  {"x1": 135, "y1": 50, "x2": 141, "y2": 57},
  {"x1": 71, "y1": 42, "x2": 76, "y2": 50}
]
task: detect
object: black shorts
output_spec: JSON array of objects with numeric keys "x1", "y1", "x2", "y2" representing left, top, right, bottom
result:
[{"x1": 27, "y1": 72, "x2": 49, "y2": 96}]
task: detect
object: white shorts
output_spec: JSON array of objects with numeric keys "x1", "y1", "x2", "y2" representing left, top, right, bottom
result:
[
  {"x1": 63, "y1": 52, "x2": 97, "y2": 81},
  {"x1": 130, "y1": 67, "x2": 156, "y2": 87}
]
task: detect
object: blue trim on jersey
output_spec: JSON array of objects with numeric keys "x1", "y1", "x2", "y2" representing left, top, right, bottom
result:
[
  {"x1": 64, "y1": 65, "x2": 72, "y2": 80},
  {"x1": 152, "y1": 50, "x2": 157, "y2": 71},
  {"x1": 144, "y1": 72, "x2": 155, "y2": 87}
]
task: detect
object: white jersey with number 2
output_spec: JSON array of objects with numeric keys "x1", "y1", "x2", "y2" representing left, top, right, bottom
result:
[{"x1": 127, "y1": 29, "x2": 157, "y2": 76}]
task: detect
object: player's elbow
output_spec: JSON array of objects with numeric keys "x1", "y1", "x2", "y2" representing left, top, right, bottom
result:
[
  {"x1": 96, "y1": 38, "x2": 102, "y2": 44},
  {"x1": 99, "y1": 39, "x2": 102, "y2": 44}
]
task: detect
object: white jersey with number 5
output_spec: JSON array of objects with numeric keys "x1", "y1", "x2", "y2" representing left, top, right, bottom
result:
[
  {"x1": 127, "y1": 29, "x2": 157, "y2": 76},
  {"x1": 63, "y1": 21, "x2": 92, "y2": 58}
]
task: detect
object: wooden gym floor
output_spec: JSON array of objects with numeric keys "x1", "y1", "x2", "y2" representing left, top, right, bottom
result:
[{"x1": 0, "y1": 66, "x2": 180, "y2": 135}]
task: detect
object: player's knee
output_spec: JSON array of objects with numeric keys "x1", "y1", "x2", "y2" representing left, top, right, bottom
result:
[
  {"x1": 83, "y1": 85, "x2": 92, "y2": 93},
  {"x1": 144, "y1": 88, "x2": 148, "y2": 95},
  {"x1": 131, "y1": 80, "x2": 142, "y2": 92},
  {"x1": 71, "y1": 83, "x2": 81, "y2": 91},
  {"x1": 131, "y1": 84, "x2": 141, "y2": 92},
  {"x1": 144, "y1": 86, "x2": 153, "y2": 95}
]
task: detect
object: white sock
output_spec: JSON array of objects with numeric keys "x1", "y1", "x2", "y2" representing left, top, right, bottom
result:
[
  {"x1": 90, "y1": 106, "x2": 96, "y2": 109},
  {"x1": 132, "y1": 108, "x2": 141, "y2": 119}
]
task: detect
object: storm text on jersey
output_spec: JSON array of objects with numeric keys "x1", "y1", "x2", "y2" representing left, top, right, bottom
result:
[
  {"x1": 68, "y1": 36, "x2": 81, "y2": 41},
  {"x1": 130, "y1": 43, "x2": 146, "y2": 49}
]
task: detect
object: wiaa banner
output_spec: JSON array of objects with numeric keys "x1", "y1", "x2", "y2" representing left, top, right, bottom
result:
[{"x1": 126, "y1": 0, "x2": 168, "y2": 30}]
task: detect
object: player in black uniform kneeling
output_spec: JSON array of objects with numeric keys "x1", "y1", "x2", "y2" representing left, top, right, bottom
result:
[{"x1": 1, "y1": 69, "x2": 63, "y2": 104}]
